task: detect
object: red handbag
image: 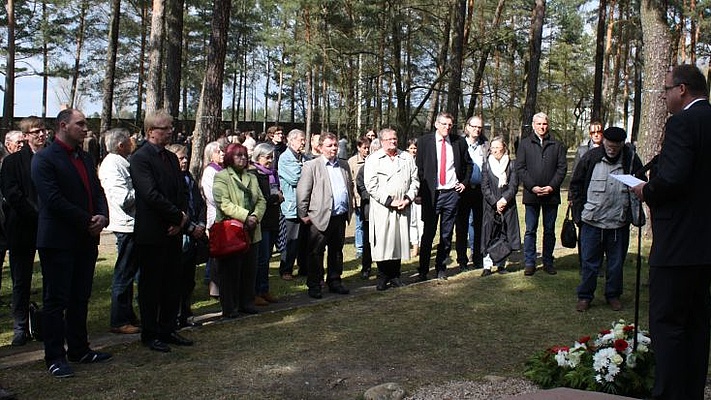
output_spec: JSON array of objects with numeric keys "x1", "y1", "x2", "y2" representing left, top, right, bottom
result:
[{"x1": 209, "y1": 219, "x2": 251, "y2": 257}]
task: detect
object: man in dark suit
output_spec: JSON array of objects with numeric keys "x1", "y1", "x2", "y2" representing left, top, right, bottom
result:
[
  {"x1": 632, "y1": 64, "x2": 711, "y2": 400},
  {"x1": 0, "y1": 116, "x2": 45, "y2": 346},
  {"x1": 130, "y1": 110, "x2": 191, "y2": 353},
  {"x1": 296, "y1": 132, "x2": 353, "y2": 299},
  {"x1": 31, "y1": 109, "x2": 111, "y2": 378},
  {"x1": 415, "y1": 112, "x2": 470, "y2": 281}
]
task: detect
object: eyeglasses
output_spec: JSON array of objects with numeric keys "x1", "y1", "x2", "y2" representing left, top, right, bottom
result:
[
  {"x1": 27, "y1": 128, "x2": 46, "y2": 136},
  {"x1": 663, "y1": 84, "x2": 683, "y2": 92},
  {"x1": 468, "y1": 124, "x2": 482, "y2": 129}
]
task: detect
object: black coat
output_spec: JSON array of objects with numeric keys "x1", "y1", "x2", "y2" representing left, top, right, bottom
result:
[
  {"x1": 515, "y1": 133, "x2": 567, "y2": 205},
  {"x1": 130, "y1": 142, "x2": 187, "y2": 246},
  {"x1": 415, "y1": 132, "x2": 471, "y2": 211},
  {"x1": 355, "y1": 166, "x2": 369, "y2": 221},
  {"x1": 0, "y1": 145, "x2": 39, "y2": 248},
  {"x1": 480, "y1": 157, "x2": 521, "y2": 253},
  {"x1": 251, "y1": 168, "x2": 282, "y2": 231}
]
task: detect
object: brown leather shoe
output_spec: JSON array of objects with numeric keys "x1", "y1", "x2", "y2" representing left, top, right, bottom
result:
[
  {"x1": 524, "y1": 265, "x2": 536, "y2": 276},
  {"x1": 110, "y1": 324, "x2": 140, "y2": 334},
  {"x1": 607, "y1": 298, "x2": 622, "y2": 311},
  {"x1": 254, "y1": 296, "x2": 269, "y2": 306},
  {"x1": 576, "y1": 299, "x2": 590, "y2": 312},
  {"x1": 261, "y1": 292, "x2": 278, "y2": 303}
]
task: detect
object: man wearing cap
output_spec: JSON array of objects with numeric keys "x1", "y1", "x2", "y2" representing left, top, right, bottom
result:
[{"x1": 569, "y1": 126, "x2": 642, "y2": 312}]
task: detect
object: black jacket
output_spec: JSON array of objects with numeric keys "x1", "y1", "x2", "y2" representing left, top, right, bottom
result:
[
  {"x1": 515, "y1": 133, "x2": 567, "y2": 205},
  {"x1": 251, "y1": 168, "x2": 282, "y2": 231},
  {"x1": 0, "y1": 145, "x2": 39, "y2": 248}
]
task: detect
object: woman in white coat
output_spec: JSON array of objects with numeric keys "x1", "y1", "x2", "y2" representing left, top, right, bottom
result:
[{"x1": 364, "y1": 128, "x2": 419, "y2": 290}]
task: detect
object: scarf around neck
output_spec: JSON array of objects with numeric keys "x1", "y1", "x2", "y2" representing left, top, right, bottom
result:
[{"x1": 488, "y1": 153, "x2": 509, "y2": 188}]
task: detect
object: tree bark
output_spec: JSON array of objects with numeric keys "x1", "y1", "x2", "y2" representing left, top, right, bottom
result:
[
  {"x1": 190, "y1": 0, "x2": 231, "y2": 178},
  {"x1": 164, "y1": 0, "x2": 184, "y2": 119},
  {"x1": 591, "y1": 0, "x2": 607, "y2": 122},
  {"x1": 522, "y1": 0, "x2": 546, "y2": 138},
  {"x1": 638, "y1": 0, "x2": 672, "y2": 163},
  {"x1": 101, "y1": 0, "x2": 122, "y2": 134},
  {"x1": 2, "y1": 0, "x2": 16, "y2": 134},
  {"x1": 70, "y1": 0, "x2": 89, "y2": 108},
  {"x1": 145, "y1": 0, "x2": 166, "y2": 115},
  {"x1": 446, "y1": 0, "x2": 466, "y2": 123}
]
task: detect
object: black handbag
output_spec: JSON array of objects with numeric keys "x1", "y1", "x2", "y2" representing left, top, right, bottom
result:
[
  {"x1": 487, "y1": 213, "x2": 512, "y2": 264},
  {"x1": 561, "y1": 205, "x2": 577, "y2": 249}
]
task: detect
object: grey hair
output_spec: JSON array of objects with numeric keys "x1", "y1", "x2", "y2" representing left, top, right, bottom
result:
[
  {"x1": 4, "y1": 130, "x2": 23, "y2": 147},
  {"x1": 286, "y1": 129, "x2": 305, "y2": 142},
  {"x1": 203, "y1": 141, "x2": 222, "y2": 166},
  {"x1": 369, "y1": 138, "x2": 381, "y2": 153},
  {"x1": 532, "y1": 112, "x2": 548, "y2": 123},
  {"x1": 377, "y1": 128, "x2": 396, "y2": 140},
  {"x1": 104, "y1": 128, "x2": 131, "y2": 153},
  {"x1": 252, "y1": 142, "x2": 275, "y2": 162}
]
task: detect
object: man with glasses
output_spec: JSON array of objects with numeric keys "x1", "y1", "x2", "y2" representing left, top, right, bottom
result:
[
  {"x1": 455, "y1": 116, "x2": 488, "y2": 272},
  {"x1": 632, "y1": 64, "x2": 711, "y2": 400},
  {"x1": 415, "y1": 112, "x2": 470, "y2": 281},
  {"x1": 0, "y1": 117, "x2": 46, "y2": 346},
  {"x1": 131, "y1": 110, "x2": 191, "y2": 353},
  {"x1": 572, "y1": 121, "x2": 603, "y2": 175}
]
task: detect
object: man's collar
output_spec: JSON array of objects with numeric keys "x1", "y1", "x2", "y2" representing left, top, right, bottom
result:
[{"x1": 684, "y1": 97, "x2": 708, "y2": 110}]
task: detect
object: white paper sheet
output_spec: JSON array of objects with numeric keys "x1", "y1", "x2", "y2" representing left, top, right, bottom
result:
[{"x1": 610, "y1": 174, "x2": 644, "y2": 187}]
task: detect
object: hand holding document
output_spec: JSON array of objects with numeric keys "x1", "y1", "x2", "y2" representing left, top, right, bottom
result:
[{"x1": 610, "y1": 174, "x2": 644, "y2": 187}]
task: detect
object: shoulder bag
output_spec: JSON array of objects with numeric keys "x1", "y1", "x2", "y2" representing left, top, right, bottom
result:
[{"x1": 560, "y1": 205, "x2": 577, "y2": 249}]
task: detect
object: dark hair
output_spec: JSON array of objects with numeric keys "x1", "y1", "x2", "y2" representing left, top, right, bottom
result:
[
  {"x1": 356, "y1": 136, "x2": 371, "y2": 147},
  {"x1": 319, "y1": 132, "x2": 337, "y2": 145},
  {"x1": 224, "y1": 143, "x2": 248, "y2": 168},
  {"x1": 407, "y1": 138, "x2": 418, "y2": 147},
  {"x1": 56, "y1": 108, "x2": 77, "y2": 128},
  {"x1": 671, "y1": 64, "x2": 709, "y2": 96}
]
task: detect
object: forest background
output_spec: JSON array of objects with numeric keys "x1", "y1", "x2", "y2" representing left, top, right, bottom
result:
[{"x1": 1, "y1": 0, "x2": 709, "y2": 176}]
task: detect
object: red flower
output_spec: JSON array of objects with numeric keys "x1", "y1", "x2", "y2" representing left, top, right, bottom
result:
[
  {"x1": 623, "y1": 325, "x2": 635, "y2": 333},
  {"x1": 614, "y1": 339, "x2": 629, "y2": 352},
  {"x1": 578, "y1": 336, "x2": 591, "y2": 344},
  {"x1": 550, "y1": 345, "x2": 570, "y2": 353}
]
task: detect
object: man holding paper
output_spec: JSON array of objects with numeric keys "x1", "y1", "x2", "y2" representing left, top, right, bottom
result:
[
  {"x1": 569, "y1": 126, "x2": 642, "y2": 312},
  {"x1": 631, "y1": 64, "x2": 711, "y2": 400}
]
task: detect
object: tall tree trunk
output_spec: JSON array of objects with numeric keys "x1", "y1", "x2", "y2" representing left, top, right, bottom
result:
[
  {"x1": 276, "y1": 48, "x2": 284, "y2": 124},
  {"x1": 136, "y1": 0, "x2": 148, "y2": 126},
  {"x1": 164, "y1": 0, "x2": 184, "y2": 118},
  {"x1": 145, "y1": 0, "x2": 166, "y2": 114},
  {"x1": 2, "y1": 0, "x2": 16, "y2": 134},
  {"x1": 638, "y1": 0, "x2": 672, "y2": 163},
  {"x1": 446, "y1": 0, "x2": 466, "y2": 123},
  {"x1": 101, "y1": 0, "x2": 122, "y2": 134},
  {"x1": 592, "y1": 0, "x2": 607, "y2": 122},
  {"x1": 190, "y1": 0, "x2": 231, "y2": 178},
  {"x1": 467, "y1": 0, "x2": 506, "y2": 117},
  {"x1": 263, "y1": 50, "x2": 270, "y2": 132},
  {"x1": 70, "y1": 0, "x2": 88, "y2": 108},
  {"x1": 41, "y1": 0, "x2": 48, "y2": 119},
  {"x1": 522, "y1": 0, "x2": 545, "y2": 138}
]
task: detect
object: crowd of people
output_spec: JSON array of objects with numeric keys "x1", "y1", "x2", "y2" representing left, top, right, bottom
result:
[{"x1": 0, "y1": 64, "x2": 708, "y2": 400}]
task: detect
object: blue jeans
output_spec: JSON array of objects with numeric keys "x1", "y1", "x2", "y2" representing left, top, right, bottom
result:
[
  {"x1": 523, "y1": 203, "x2": 558, "y2": 267},
  {"x1": 354, "y1": 208, "x2": 364, "y2": 255},
  {"x1": 110, "y1": 232, "x2": 139, "y2": 327},
  {"x1": 256, "y1": 229, "x2": 277, "y2": 295},
  {"x1": 577, "y1": 223, "x2": 629, "y2": 301}
]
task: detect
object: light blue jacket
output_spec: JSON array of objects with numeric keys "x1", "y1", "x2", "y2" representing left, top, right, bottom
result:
[{"x1": 278, "y1": 148, "x2": 305, "y2": 219}]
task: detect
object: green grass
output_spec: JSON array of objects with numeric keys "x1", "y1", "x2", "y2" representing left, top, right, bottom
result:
[{"x1": 0, "y1": 200, "x2": 655, "y2": 399}]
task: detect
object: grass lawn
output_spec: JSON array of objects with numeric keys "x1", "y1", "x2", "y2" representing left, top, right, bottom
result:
[{"x1": 0, "y1": 199, "x2": 656, "y2": 399}]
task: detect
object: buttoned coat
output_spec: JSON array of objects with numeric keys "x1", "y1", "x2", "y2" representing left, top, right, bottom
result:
[
  {"x1": 364, "y1": 149, "x2": 419, "y2": 261},
  {"x1": 296, "y1": 156, "x2": 353, "y2": 232},
  {"x1": 213, "y1": 166, "x2": 266, "y2": 243},
  {"x1": 515, "y1": 133, "x2": 567, "y2": 205}
]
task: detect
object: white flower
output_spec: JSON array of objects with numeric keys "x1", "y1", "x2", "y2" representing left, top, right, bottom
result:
[{"x1": 555, "y1": 350, "x2": 569, "y2": 367}]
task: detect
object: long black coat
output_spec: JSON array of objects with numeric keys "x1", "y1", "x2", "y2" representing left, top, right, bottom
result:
[{"x1": 480, "y1": 157, "x2": 521, "y2": 253}]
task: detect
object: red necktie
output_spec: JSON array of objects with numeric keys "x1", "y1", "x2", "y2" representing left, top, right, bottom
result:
[{"x1": 439, "y1": 138, "x2": 446, "y2": 186}]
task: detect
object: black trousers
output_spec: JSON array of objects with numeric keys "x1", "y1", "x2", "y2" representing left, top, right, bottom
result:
[
  {"x1": 455, "y1": 186, "x2": 483, "y2": 267},
  {"x1": 217, "y1": 245, "x2": 257, "y2": 316},
  {"x1": 306, "y1": 214, "x2": 346, "y2": 290},
  {"x1": 376, "y1": 259, "x2": 401, "y2": 279},
  {"x1": 419, "y1": 190, "x2": 459, "y2": 275},
  {"x1": 650, "y1": 265, "x2": 711, "y2": 400},
  {"x1": 137, "y1": 241, "x2": 181, "y2": 343}
]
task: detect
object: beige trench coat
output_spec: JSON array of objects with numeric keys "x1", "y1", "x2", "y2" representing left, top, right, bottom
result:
[{"x1": 364, "y1": 149, "x2": 419, "y2": 262}]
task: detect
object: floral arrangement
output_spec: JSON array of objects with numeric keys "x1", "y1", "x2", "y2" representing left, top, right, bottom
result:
[{"x1": 524, "y1": 319, "x2": 655, "y2": 397}]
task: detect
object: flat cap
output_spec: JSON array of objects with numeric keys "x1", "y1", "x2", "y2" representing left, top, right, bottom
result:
[{"x1": 603, "y1": 127, "x2": 626, "y2": 142}]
